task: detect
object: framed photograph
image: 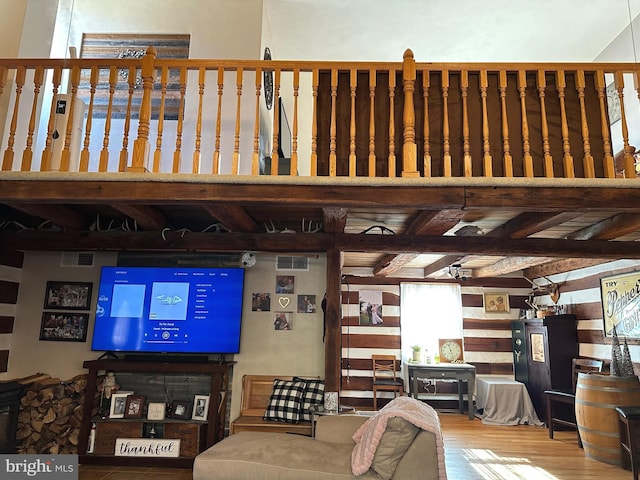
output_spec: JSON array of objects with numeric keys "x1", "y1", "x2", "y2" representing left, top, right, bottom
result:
[
  {"x1": 601, "y1": 270, "x2": 640, "y2": 338},
  {"x1": 297, "y1": 294, "x2": 316, "y2": 313},
  {"x1": 43, "y1": 281, "x2": 93, "y2": 310},
  {"x1": 192, "y1": 395, "x2": 210, "y2": 421},
  {"x1": 359, "y1": 290, "x2": 383, "y2": 325},
  {"x1": 252, "y1": 292, "x2": 271, "y2": 311},
  {"x1": 110, "y1": 392, "x2": 132, "y2": 419},
  {"x1": 124, "y1": 395, "x2": 145, "y2": 419},
  {"x1": 274, "y1": 311, "x2": 292, "y2": 330},
  {"x1": 275, "y1": 275, "x2": 295, "y2": 294},
  {"x1": 170, "y1": 400, "x2": 191, "y2": 420},
  {"x1": 39, "y1": 312, "x2": 88, "y2": 342},
  {"x1": 147, "y1": 402, "x2": 166, "y2": 421},
  {"x1": 483, "y1": 292, "x2": 510, "y2": 313}
]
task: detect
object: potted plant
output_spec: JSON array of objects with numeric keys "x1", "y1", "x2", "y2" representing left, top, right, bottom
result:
[{"x1": 411, "y1": 345, "x2": 422, "y2": 362}]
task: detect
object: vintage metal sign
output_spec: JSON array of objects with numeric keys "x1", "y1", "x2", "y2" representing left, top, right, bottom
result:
[
  {"x1": 114, "y1": 438, "x2": 181, "y2": 457},
  {"x1": 600, "y1": 271, "x2": 640, "y2": 338}
]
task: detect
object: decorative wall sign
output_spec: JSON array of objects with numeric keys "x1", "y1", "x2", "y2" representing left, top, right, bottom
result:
[
  {"x1": 601, "y1": 270, "x2": 640, "y2": 338},
  {"x1": 278, "y1": 297, "x2": 290, "y2": 308},
  {"x1": 79, "y1": 33, "x2": 190, "y2": 120},
  {"x1": 115, "y1": 438, "x2": 180, "y2": 457}
]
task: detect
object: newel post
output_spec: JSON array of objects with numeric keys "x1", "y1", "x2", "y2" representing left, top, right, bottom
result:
[
  {"x1": 129, "y1": 46, "x2": 157, "y2": 173},
  {"x1": 401, "y1": 49, "x2": 419, "y2": 177}
]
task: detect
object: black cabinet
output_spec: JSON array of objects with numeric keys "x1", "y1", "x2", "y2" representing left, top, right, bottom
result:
[{"x1": 511, "y1": 314, "x2": 578, "y2": 419}]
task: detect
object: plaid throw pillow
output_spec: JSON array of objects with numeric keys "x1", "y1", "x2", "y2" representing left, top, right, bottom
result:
[
  {"x1": 263, "y1": 379, "x2": 307, "y2": 424},
  {"x1": 294, "y1": 377, "x2": 325, "y2": 421}
]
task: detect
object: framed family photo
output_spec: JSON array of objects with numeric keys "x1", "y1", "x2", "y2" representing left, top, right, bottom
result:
[
  {"x1": 170, "y1": 400, "x2": 191, "y2": 419},
  {"x1": 192, "y1": 395, "x2": 210, "y2": 421},
  {"x1": 39, "y1": 312, "x2": 89, "y2": 342},
  {"x1": 44, "y1": 281, "x2": 93, "y2": 310},
  {"x1": 109, "y1": 392, "x2": 132, "y2": 419},
  {"x1": 124, "y1": 395, "x2": 145, "y2": 419},
  {"x1": 483, "y1": 293, "x2": 510, "y2": 313}
]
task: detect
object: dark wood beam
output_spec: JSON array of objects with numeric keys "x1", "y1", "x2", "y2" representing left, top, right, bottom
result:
[
  {"x1": 325, "y1": 249, "x2": 342, "y2": 393},
  {"x1": 200, "y1": 204, "x2": 259, "y2": 233},
  {"x1": 486, "y1": 212, "x2": 581, "y2": 238},
  {"x1": 322, "y1": 208, "x2": 348, "y2": 233},
  {"x1": 567, "y1": 213, "x2": 640, "y2": 240},
  {"x1": 423, "y1": 255, "x2": 464, "y2": 277},
  {"x1": 4, "y1": 231, "x2": 639, "y2": 259},
  {"x1": 110, "y1": 204, "x2": 168, "y2": 231},
  {"x1": 6, "y1": 203, "x2": 86, "y2": 230}
]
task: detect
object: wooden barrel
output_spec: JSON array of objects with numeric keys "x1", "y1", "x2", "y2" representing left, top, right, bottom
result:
[{"x1": 575, "y1": 373, "x2": 640, "y2": 465}]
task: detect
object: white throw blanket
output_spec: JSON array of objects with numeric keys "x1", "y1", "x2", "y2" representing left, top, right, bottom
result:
[{"x1": 351, "y1": 396, "x2": 447, "y2": 479}]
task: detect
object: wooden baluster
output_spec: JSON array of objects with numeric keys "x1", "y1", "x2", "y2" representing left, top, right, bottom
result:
[
  {"x1": 480, "y1": 70, "x2": 493, "y2": 177},
  {"x1": 576, "y1": 70, "x2": 595, "y2": 178},
  {"x1": 212, "y1": 68, "x2": 224, "y2": 174},
  {"x1": 2, "y1": 66, "x2": 25, "y2": 171},
  {"x1": 461, "y1": 70, "x2": 471, "y2": 176},
  {"x1": 80, "y1": 66, "x2": 99, "y2": 172},
  {"x1": 518, "y1": 70, "x2": 534, "y2": 177},
  {"x1": 60, "y1": 66, "x2": 81, "y2": 172},
  {"x1": 556, "y1": 70, "x2": 574, "y2": 178},
  {"x1": 615, "y1": 71, "x2": 635, "y2": 178},
  {"x1": 192, "y1": 67, "x2": 205, "y2": 174},
  {"x1": 153, "y1": 66, "x2": 168, "y2": 173},
  {"x1": 232, "y1": 67, "x2": 244, "y2": 176},
  {"x1": 291, "y1": 68, "x2": 299, "y2": 176},
  {"x1": 173, "y1": 66, "x2": 187, "y2": 174},
  {"x1": 422, "y1": 70, "x2": 431, "y2": 177},
  {"x1": 499, "y1": 70, "x2": 513, "y2": 177},
  {"x1": 368, "y1": 69, "x2": 376, "y2": 177},
  {"x1": 441, "y1": 69, "x2": 452, "y2": 177},
  {"x1": 537, "y1": 70, "x2": 554, "y2": 177},
  {"x1": 270, "y1": 69, "x2": 281, "y2": 176},
  {"x1": 251, "y1": 67, "x2": 262, "y2": 176},
  {"x1": 401, "y1": 49, "x2": 418, "y2": 177},
  {"x1": 129, "y1": 47, "x2": 157, "y2": 173},
  {"x1": 329, "y1": 68, "x2": 338, "y2": 176},
  {"x1": 41, "y1": 67, "x2": 61, "y2": 171},
  {"x1": 119, "y1": 66, "x2": 136, "y2": 172},
  {"x1": 594, "y1": 70, "x2": 615, "y2": 178},
  {"x1": 0, "y1": 67, "x2": 7, "y2": 97},
  {"x1": 21, "y1": 66, "x2": 44, "y2": 171},
  {"x1": 388, "y1": 68, "x2": 396, "y2": 178},
  {"x1": 349, "y1": 69, "x2": 357, "y2": 177},
  {"x1": 311, "y1": 69, "x2": 319, "y2": 176},
  {"x1": 99, "y1": 66, "x2": 117, "y2": 172}
]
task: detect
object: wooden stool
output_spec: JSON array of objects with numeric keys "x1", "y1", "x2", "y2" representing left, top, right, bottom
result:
[{"x1": 615, "y1": 406, "x2": 640, "y2": 479}]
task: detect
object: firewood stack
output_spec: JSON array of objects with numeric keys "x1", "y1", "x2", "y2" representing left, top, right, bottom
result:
[{"x1": 15, "y1": 373, "x2": 89, "y2": 454}]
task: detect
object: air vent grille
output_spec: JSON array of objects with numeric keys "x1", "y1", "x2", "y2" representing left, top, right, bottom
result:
[
  {"x1": 60, "y1": 252, "x2": 94, "y2": 267},
  {"x1": 276, "y1": 256, "x2": 309, "y2": 271}
]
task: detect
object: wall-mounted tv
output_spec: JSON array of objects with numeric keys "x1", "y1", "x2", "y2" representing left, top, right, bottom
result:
[{"x1": 92, "y1": 266, "x2": 245, "y2": 354}]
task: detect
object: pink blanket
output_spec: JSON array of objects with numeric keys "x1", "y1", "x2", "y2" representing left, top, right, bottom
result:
[{"x1": 351, "y1": 396, "x2": 447, "y2": 479}]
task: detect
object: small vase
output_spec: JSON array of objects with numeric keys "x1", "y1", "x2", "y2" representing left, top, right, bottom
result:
[{"x1": 412, "y1": 350, "x2": 421, "y2": 362}]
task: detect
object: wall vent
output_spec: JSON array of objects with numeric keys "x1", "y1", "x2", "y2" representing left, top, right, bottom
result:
[
  {"x1": 276, "y1": 256, "x2": 309, "y2": 271},
  {"x1": 60, "y1": 252, "x2": 95, "y2": 267}
]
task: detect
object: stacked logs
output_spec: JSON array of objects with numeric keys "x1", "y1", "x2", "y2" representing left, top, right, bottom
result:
[{"x1": 16, "y1": 374, "x2": 88, "y2": 454}]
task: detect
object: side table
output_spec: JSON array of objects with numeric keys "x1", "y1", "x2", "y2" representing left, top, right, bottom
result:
[
  {"x1": 616, "y1": 406, "x2": 640, "y2": 479},
  {"x1": 309, "y1": 405, "x2": 356, "y2": 437}
]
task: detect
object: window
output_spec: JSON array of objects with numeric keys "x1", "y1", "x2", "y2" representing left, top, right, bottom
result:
[{"x1": 400, "y1": 283, "x2": 463, "y2": 364}]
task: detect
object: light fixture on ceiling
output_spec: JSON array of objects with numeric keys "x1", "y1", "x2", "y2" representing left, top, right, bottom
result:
[{"x1": 240, "y1": 252, "x2": 257, "y2": 267}]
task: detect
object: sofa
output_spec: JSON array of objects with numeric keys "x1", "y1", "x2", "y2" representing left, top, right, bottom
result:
[{"x1": 193, "y1": 396, "x2": 446, "y2": 480}]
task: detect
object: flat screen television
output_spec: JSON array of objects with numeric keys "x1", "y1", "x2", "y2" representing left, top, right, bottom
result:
[{"x1": 92, "y1": 266, "x2": 245, "y2": 354}]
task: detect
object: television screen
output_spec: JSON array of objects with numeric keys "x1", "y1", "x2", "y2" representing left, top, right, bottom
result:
[{"x1": 92, "y1": 266, "x2": 245, "y2": 354}]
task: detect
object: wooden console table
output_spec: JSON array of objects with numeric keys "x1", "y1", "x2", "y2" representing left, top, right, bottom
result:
[{"x1": 407, "y1": 363, "x2": 476, "y2": 420}]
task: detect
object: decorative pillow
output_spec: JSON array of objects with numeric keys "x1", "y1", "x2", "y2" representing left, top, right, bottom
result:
[
  {"x1": 294, "y1": 377, "x2": 325, "y2": 421},
  {"x1": 263, "y1": 379, "x2": 307, "y2": 424},
  {"x1": 371, "y1": 417, "x2": 420, "y2": 480}
]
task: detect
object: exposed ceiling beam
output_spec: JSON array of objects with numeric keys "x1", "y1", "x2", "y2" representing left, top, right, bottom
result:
[
  {"x1": 486, "y1": 212, "x2": 581, "y2": 238},
  {"x1": 6, "y1": 203, "x2": 86, "y2": 230},
  {"x1": 322, "y1": 208, "x2": 348, "y2": 233},
  {"x1": 200, "y1": 204, "x2": 259, "y2": 232},
  {"x1": 423, "y1": 255, "x2": 464, "y2": 277},
  {"x1": 110, "y1": 204, "x2": 168, "y2": 231},
  {"x1": 474, "y1": 256, "x2": 555, "y2": 278},
  {"x1": 523, "y1": 258, "x2": 612, "y2": 278},
  {"x1": 567, "y1": 213, "x2": 640, "y2": 240}
]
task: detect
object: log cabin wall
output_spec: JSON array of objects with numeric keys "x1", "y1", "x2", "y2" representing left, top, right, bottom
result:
[
  {"x1": 531, "y1": 259, "x2": 640, "y2": 369},
  {"x1": 338, "y1": 275, "x2": 530, "y2": 409},
  {"x1": 0, "y1": 250, "x2": 22, "y2": 372}
]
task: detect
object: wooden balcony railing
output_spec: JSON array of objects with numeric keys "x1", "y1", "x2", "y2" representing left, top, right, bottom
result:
[{"x1": 0, "y1": 48, "x2": 639, "y2": 179}]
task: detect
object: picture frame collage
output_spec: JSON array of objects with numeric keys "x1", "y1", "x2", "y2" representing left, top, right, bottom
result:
[
  {"x1": 40, "y1": 281, "x2": 93, "y2": 342},
  {"x1": 251, "y1": 274, "x2": 319, "y2": 331},
  {"x1": 109, "y1": 392, "x2": 211, "y2": 422}
]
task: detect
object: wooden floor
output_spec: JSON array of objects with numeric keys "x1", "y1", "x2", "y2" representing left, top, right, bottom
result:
[{"x1": 78, "y1": 413, "x2": 632, "y2": 479}]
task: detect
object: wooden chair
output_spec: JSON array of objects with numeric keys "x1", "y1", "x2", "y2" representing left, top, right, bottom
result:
[
  {"x1": 372, "y1": 354, "x2": 404, "y2": 410},
  {"x1": 544, "y1": 357, "x2": 604, "y2": 447}
]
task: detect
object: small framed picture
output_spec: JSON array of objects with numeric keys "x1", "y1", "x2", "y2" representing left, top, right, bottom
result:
[
  {"x1": 39, "y1": 312, "x2": 88, "y2": 342},
  {"x1": 274, "y1": 311, "x2": 292, "y2": 330},
  {"x1": 43, "y1": 281, "x2": 93, "y2": 310},
  {"x1": 124, "y1": 395, "x2": 145, "y2": 419},
  {"x1": 170, "y1": 400, "x2": 191, "y2": 420},
  {"x1": 147, "y1": 402, "x2": 166, "y2": 421},
  {"x1": 109, "y1": 392, "x2": 132, "y2": 419},
  {"x1": 192, "y1": 395, "x2": 210, "y2": 421},
  {"x1": 275, "y1": 275, "x2": 295, "y2": 294},
  {"x1": 297, "y1": 294, "x2": 316, "y2": 313},
  {"x1": 483, "y1": 292, "x2": 510, "y2": 313}
]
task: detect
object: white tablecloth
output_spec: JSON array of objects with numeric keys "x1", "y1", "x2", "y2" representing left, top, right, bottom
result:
[{"x1": 476, "y1": 376, "x2": 543, "y2": 426}]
